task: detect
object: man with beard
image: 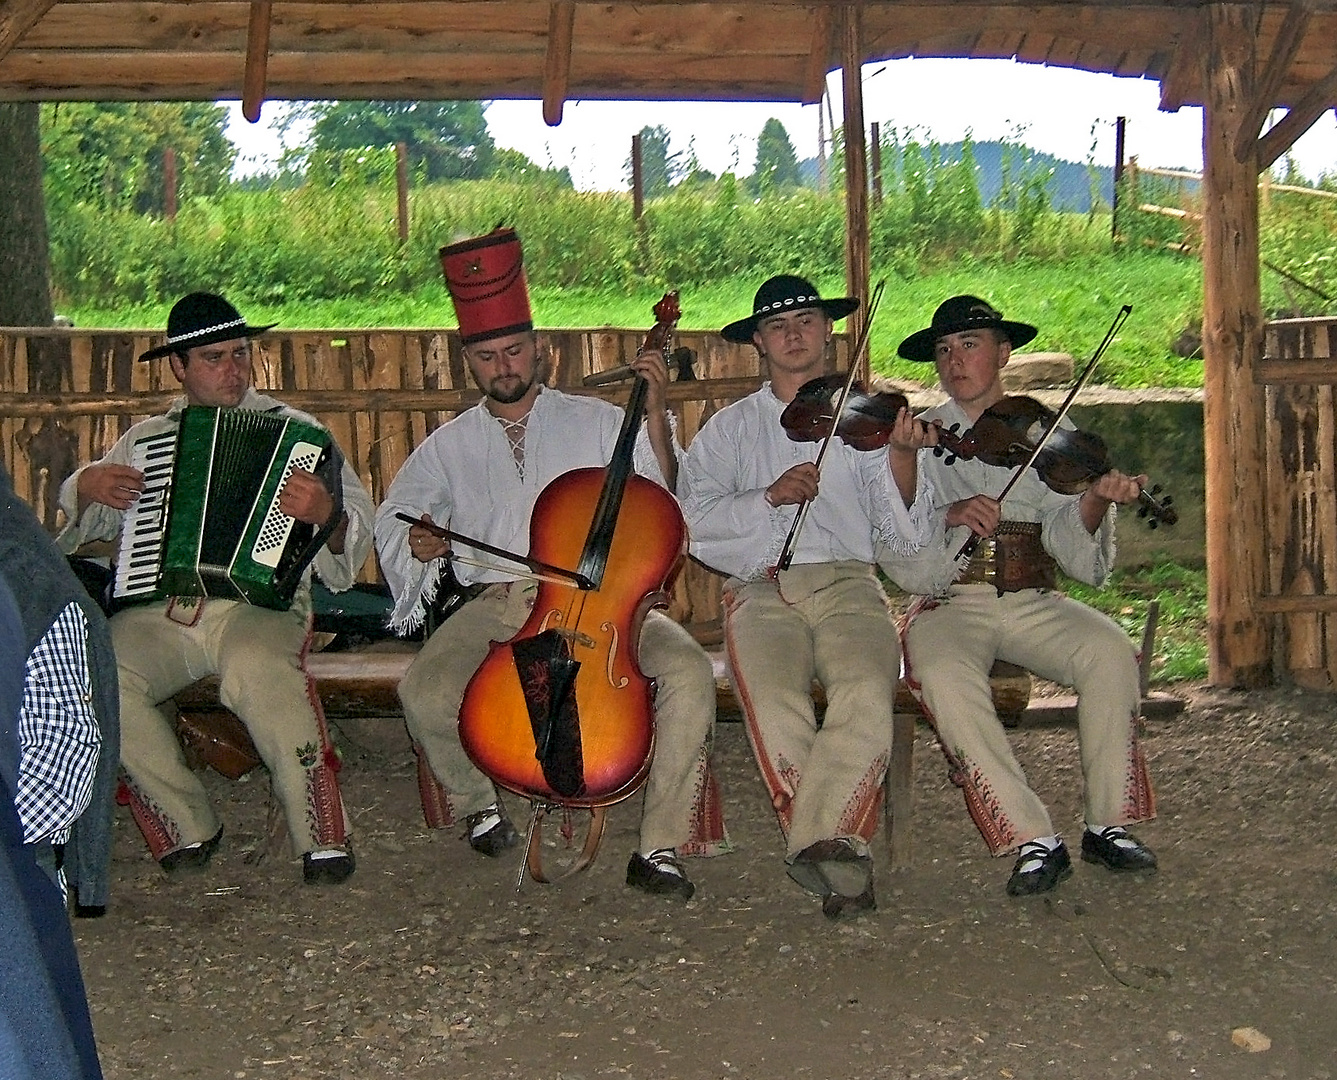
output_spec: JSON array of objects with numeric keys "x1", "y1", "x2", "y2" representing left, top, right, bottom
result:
[
  {"x1": 374, "y1": 228, "x2": 728, "y2": 899},
  {"x1": 58, "y1": 292, "x2": 374, "y2": 886}
]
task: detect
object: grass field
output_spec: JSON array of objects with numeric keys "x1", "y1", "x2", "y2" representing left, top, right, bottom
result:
[
  {"x1": 1064, "y1": 562, "x2": 1207, "y2": 684},
  {"x1": 62, "y1": 248, "x2": 1206, "y2": 390}
]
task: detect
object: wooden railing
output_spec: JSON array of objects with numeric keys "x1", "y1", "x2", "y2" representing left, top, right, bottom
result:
[{"x1": 0, "y1": 325, "x2": 852, "y2": 630}]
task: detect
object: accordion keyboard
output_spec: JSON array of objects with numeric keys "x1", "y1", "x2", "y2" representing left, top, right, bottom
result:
[{"x1": 113, "y1": 430, "x2": 178, "y2": 600}]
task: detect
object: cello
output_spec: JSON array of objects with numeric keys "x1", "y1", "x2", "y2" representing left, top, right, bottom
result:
[{"x1": 457, "y1": 293, "x2": 686, "y2": 882}]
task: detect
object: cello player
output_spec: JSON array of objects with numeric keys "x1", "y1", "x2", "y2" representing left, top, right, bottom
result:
[
  {"x1": 373, "y1": 229, "x2": 728, "y2": 900},
  {"x1": 879, "y1": 294, "x2": 1157, "y2": 897}
]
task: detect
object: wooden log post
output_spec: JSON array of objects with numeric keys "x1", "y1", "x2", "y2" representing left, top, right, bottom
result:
[
  {"x1": 631, "y1": 133, "x2": 644, "y2": 222},
  {"x1": 1202, "y1": 4, "x2": 1272, "y2": 687},
  {"x1": 1112, "y1": 115, "x2": 1125, "y2": 240},
  {"x1": 840, "y1": 4, "x2": 869, "y2": 376},
  {"x1": 163, "y1": 146, "x2": 177, "y2": 222},
  {"x1": 395, "y1": 142, "x2": 409, "y2": 245},
  {"x1": 870, "y1": 120, "x2": 882, "y2": 208}
]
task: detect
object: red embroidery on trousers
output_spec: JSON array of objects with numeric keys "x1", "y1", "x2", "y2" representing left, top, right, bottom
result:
[
  {"x1": 903, "y1": 642, "x2": 1018, "y2": 855},
  {"x1": 122, "y1": 777, "x2": 182, "y2": 860},
  {"x1": 414, "y1": 742, "x2": 457, "y2": 829},
  {"x1": 838, "y1": 751, "x2": 889, "y2": 842},
  {"x1": 1122, "y1": 708, "x2": 1157, "y2": 822},
  {"x1": 679, "y1": 754, "x2": 729, "y2": 856},
  {"x1": 300, "y1": 622, "x2": 348, "y2": 847},
  {"x1": 725, "y1": 599, "x2": 799, "y2": 836}
]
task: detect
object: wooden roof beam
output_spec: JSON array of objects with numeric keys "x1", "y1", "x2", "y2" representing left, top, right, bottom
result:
[
  {"x1": 1255, "y1": 60, "x2": 1337, "y2": 168},
  {"x1": 1235, "y1": 1, "x2": 1313, "y2": 162},
  {"x1": 542, "y1": 0, "x2": 574, "y2": 126},
  {"x1": 1158, "y1": 9, "x2": 1204, "y2": 111},
  {"x1": 0, "y1": 0, "x2": 56, "y2": 63},
  {"x1": 242, "y1": 0, "x2": 272, "y2": 123},
  {"x1": 802, "y1": 6, "x2": 833, "y2": 104}
]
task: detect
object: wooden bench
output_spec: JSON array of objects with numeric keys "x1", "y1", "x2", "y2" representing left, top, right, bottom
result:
[{"x1": 172, "y1": 638, "x2": 1034, "y2": 870}]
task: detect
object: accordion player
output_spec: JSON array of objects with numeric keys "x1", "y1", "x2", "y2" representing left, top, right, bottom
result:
[{"x1": 113, "y1": 406, "x2": 346, "y2": 610}]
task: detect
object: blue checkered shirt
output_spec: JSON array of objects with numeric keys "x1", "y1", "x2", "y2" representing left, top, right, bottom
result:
[{"x1": 17, "y1": 602, "x2": 102, "y2": 846}]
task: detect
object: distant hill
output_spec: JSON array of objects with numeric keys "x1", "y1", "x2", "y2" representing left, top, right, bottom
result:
[{"x1": 798, "y1": 140, "x2": 1118, "y2": 213}]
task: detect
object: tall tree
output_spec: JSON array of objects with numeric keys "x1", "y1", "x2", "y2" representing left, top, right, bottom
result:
[
  {"x1": 625, "y1": 125, "x2": 682, "y2": 198},
  {"x1": 752, "y1": 118, "x2": 800, "y2": 193},
  {"x1": 304, "y1": 101, "x2": 495, "y2": 181},
  {"x1": 41, "y1": 102, "x2": 234, "y2": 216},
  {"x1": 0, "y1": 103, "x2": 53, "y2": 325}
]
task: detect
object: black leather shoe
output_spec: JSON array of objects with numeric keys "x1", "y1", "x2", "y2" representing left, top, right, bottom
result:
[
  {"x1": 1006, "y1": 840, "x2": 1072, "y2": 897},
  {"x1": 1081, "y1": 827, "x2": 1158, "y2": 873},
  {"x1": 626, "y1": 850, "x2": 695, "y2": 901},
  {"x1": 787, "y1": 838, "x2": 872, "y2": 899},
  {"x1": 303, "y1": 849, "x2": 356, "y2": 885},
  {"x1": 822, "y1": 879, "x2": 876, "y2": 921},
  {"x1": 464, "y1": 807, "x2": 520, "y2": 857},
  {"x1": 159, "y1": 825, "x2": 223, "y2": 875}
]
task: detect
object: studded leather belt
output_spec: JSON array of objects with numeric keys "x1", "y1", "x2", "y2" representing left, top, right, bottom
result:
[{"x1": 955, "y1": 521, "x2": 1057, "y2": 593}]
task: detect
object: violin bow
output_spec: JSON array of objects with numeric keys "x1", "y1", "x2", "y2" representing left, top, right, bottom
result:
[
  {"x1": 953, "y1": 303, "x2": 1133, "y2": 562},
  {"x1": 777, "y1": 279, "x2": 886, "y2": 572},
  {"x1": 394, "y1": 512, "x2": 593, "y2": 589}
]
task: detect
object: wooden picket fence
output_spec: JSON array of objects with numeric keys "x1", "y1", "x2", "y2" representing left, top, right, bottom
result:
[{"x1": 0, "y1": 325, "x2": 853, "y2": 636}]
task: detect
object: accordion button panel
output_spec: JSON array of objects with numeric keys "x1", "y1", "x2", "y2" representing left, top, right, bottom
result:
[{"x1": 251, "y1": 441, "x2": 325, "y2": 568}]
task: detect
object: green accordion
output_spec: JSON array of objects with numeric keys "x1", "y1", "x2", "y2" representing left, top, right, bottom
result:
[{"x1": 114, "y1": 406, "x2": 341, "y2": 610}]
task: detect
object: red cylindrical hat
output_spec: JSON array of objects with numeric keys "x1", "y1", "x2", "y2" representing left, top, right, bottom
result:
[{"x1": 439, "y1": 227, "x2": 533, "y2": 344}]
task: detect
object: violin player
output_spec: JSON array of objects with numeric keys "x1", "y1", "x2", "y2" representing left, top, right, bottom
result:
[
  {"x1": 678, "y1": 274, "x2": 934, "y2": 920},
  {"x1": 373, "y1": 228, "x2": 728, "y2": 901},
  {"x1": 879, "y1": 294, "x2": 1158, "y2": 897}
]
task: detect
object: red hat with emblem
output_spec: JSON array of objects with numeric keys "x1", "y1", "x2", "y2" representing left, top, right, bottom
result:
[{"x1": 439, "y1": 227, "x2": 534, "y2": 344}]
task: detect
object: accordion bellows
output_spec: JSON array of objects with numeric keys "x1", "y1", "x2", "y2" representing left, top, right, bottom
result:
[{"x1": 115, "y1": 406, "x2": 341, "y2": 610}]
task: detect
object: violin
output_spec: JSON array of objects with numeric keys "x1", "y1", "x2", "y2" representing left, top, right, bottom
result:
[
  {"x1": 773, "y1": 280, "x2": 888, "y2": 571},
  {"x1": 456, "y1": 293, "x2": 685, "y2": 883},
  {"x1": 780, "y1": 372, "x2": 910, "y2": 452},
  {"x1": 933, "y1": 394, "x2": 1178, "y2": 528}
]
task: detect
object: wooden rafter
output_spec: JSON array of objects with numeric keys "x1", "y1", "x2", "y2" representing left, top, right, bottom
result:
[
  {"x1": 0, "y1": 0, "x2": 56, "y2": 63},
  {"x1": 242, "y1": 0, "x2": 273, "y2": 123},
  {"x1": 542, "y1": 0, "x2": 575, "y2": 126},
  {"x1": 1255, "y1": 59, "x2": 1337, "y2": 168},
  {"x1": 1158, "y1": 9, "x2": 1205, "y2": 111},
  {"x1": 802, "y1": 7, "x2": 834, "y2": 105},
  {"x1": 1235, "y1": 1, "x2": 1313, "y2": 163}
]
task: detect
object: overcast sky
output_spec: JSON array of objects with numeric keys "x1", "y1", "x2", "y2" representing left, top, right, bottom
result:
[{"x1": 225, "y1": 57, "x2": 1337, "y2": 190}]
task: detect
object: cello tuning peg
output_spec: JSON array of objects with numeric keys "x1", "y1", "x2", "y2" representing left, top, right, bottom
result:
[
  {"x1": 1149, "y1": 520, "x2": 1160, "y2": 530},
  {"x1": 1149, "y1": 484, "x2": 1163, "y2": 496},
  {"x1": 1137, "y1": 506, "x2": 1148, "y2": 518},
  {"x1": 945, "y1": 453, "x2": 957, "y2": 466},
  {"x1": 1163, "y1": 495, "x2": 1173, "y2": 505}
]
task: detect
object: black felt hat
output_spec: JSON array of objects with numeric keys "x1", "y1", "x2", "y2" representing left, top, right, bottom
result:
[
  {"x1": 896, "y1": 295, "x2": 1037, "y2": 362},
  {"x1": 720, "y1": 275, "x2": 859, "y2": 344},
  {"x1": 138, "y1": 292, "x2": 276, "y2": 361}
]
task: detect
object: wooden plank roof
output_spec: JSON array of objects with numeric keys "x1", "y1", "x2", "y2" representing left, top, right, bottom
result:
[{"x1": 3, "y1": 1, "x2": 1337, "y2": 117}]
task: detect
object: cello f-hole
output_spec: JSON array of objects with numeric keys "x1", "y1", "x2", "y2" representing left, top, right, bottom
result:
[{"x1": 600, "y1": 621, "x2": 629, "y2": 689}]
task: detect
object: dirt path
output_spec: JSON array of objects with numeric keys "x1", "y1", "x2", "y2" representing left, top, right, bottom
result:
[{"x1": 73, "y1": 683, "x2": 1337, "y2": 1079}]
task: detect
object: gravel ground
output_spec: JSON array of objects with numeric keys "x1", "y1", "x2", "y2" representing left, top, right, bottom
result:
[{"x1": 73, "y1": 681, "x2": 1337, "y2": 1079}]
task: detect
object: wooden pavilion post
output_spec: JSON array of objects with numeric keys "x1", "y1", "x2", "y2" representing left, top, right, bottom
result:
[
  {"x1": 1201, "y1": 4, "x2": 1272, "y2": 687},
  {"x1": 840, "y1": 4, "x2": 870, "y2": 376}
]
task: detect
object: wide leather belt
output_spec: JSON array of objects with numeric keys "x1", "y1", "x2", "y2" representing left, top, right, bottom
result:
[{"x1": 955, "y1": 521, "x2": 1057, "y2": 593}]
